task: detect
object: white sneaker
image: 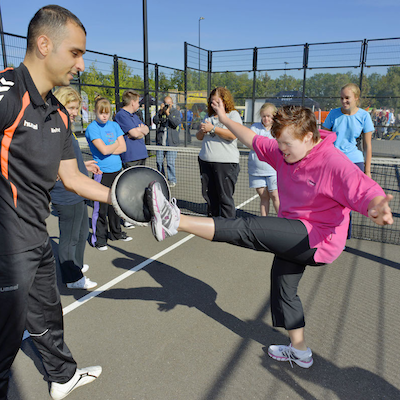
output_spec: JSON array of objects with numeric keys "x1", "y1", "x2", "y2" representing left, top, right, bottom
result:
[
  {"x1": 66, "y1": 277, "x2": 97, "y2": 290},
  {"x1": 50, "y1": 365, "x2": 102, "y2": 400},
  {"x1": 81, "y1": 264, "x2": 89, "y2": 273},
  {"x1": 267, "y1": 344, "x2": 313, "y2": 368},
  {"x1": 123, "y1": 221, "x2": 135, "y2": 229},
  {"x1": 95, "y1": 245, "x2": 108, "y2": 251},
  {"x1": 147, "y1": 181, "x2": 180, "y2": 242}
]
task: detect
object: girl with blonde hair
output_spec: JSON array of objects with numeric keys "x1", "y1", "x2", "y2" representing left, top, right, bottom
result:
[
  {"x1": 248, "y1": 103, "x2": 280, "y2": 216},
  {"x1": 85, "y1": 97, "x2": 131, "y2": 250},
  {"x1": 323, "y1": 83, "x2": 374, "y2": 238}
]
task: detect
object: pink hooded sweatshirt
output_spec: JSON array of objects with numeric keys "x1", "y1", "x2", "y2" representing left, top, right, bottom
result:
[{"x1": 253, "y1": 129, "x2": 385, "y2": 264}]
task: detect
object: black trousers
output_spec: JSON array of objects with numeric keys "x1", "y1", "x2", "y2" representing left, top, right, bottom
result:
[
  {"x1": 198, "y1": 158, "x2": 240, "y2": 218},
  {"x1": 53, "y1": 201, "x2": 89, "y2": 284},
  {"x1": 92, "y1": 171, "x2": 123, "y2": 247},
  {"x1": 212, "y1": 216, "x2": 324, "y2": 331},
  {"x1": 0, "y1": 237, "x2": 76, "y2": 399}
]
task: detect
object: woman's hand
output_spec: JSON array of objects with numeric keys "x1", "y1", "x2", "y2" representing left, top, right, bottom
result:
[
  {"x1": 200, "y1": 121, "x2": 213, "y2": 133},
  {"x1": 84, "y1": 160, "x2": 101, "y2": 174},
  {"x1": 368, "y1": 194, "x2": 393, "y2": 225},
  {"x1": 211, "y1": 98, "x2": 228, "y2": 125}
]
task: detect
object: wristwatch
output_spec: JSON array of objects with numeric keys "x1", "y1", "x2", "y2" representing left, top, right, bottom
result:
[{"x1": 209, "y1": 126, "x2": 215, "y2": 136}]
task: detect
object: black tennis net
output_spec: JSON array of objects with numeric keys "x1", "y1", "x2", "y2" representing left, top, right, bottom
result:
[{"x1": 80, "y1": 141, "x2": 400, "y2": 246}]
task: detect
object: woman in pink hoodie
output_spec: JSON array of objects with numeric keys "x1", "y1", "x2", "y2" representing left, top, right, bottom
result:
[{"x1": 147, "y1": 103, "x2": 393, "y2": 369}]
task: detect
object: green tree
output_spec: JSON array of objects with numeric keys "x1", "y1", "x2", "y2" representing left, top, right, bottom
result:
[{"x1": 79, "y1": 62, "x2": 114, "y2": 107}]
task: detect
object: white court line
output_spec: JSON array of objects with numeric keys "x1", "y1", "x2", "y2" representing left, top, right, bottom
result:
[
  {"x1": 22, "y1": 194, "x2": 259, "y2": 341},
  {"x1": 23, "y1": 234, "x2": 194, "y2": 341},
  {"x1": 63, "y1": 234, "x2": 195, "y2": 315}
]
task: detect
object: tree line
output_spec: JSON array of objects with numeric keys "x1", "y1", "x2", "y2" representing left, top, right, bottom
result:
[{"x1": 80, "y1": 60, "x2": 400, "y2": 112}]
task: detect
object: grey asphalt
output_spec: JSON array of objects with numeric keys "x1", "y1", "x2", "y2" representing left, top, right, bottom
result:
[{"x1": 7, "y1": 206, "x2": 400, "y2": 400}]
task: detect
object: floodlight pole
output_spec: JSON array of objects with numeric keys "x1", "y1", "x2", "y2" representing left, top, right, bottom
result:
[
  {"x1": 284, "y1": 61, "x2": 288, "y2": 90},
  {"x1": 143, "y1": 0, "x2": 150, "y2": 144},
  {"x1": 0, "y1": 5, "x2": 8, "y2": 69}
]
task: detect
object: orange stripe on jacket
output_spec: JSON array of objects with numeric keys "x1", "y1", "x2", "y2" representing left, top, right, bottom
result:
[
  {"x1": 0, "y1": 67, "x2": 14, "y2": 74},
  {"x1": 10, "y1": 182, "x2": 17, "y2": 207},
  {"x1": 58, "y1": 109, "x2": 69, "y2": 130},
  {"x1": 1, "y1": 91, "x2": 30, "y2": 207}
]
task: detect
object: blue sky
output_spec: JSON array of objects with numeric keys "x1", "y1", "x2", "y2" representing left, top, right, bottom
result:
[{"x1": 1, "y1": 0, "x2": 399, "y2": 70}]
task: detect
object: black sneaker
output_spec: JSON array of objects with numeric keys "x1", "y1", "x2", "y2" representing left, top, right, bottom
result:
[{"x1": 119, "y1": 232, "x2": 133, "y2": 242}]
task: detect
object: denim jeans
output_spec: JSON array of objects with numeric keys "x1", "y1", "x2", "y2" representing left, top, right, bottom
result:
[{"x1": 156, "y1": 149, "x2": 177, "y2": 183}]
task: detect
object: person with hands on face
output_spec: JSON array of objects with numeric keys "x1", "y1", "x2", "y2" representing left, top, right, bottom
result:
[
  {"x1": 146, "y1": 97, "x2": 393, "y2": 370},
  {"x1": 51, "y1": 86, "x2": 100, "y2": 290},
  {"x1": 153, "y1": 96, "x2": 181, "y2": 187},
  {"x1": 196, "y1": 87, "x2": 242, "y2": 218}
]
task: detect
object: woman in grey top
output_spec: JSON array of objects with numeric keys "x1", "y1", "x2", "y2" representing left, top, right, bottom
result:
[{"x1": 196, "y1": 87, "x2": 242, "y2": 218}]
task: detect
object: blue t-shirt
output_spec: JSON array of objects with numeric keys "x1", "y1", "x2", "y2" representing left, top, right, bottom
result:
[
  {"x1": 85, "y1": 120, "x2": 123, "y2": 172},
  {"x1": 114, "y1": 109, "x2": 148, "y2": 162},
  {"x1": 323, "y1": 108, "x2": 374, "y2": 163}
]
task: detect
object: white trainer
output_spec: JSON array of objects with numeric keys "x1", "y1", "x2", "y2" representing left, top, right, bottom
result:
[
  {"x1": 50, "y1": 365, "x2": 102, "y2": 399},
  {"x1": 123, "y1": 221, "x2": 136, "y2": 229},
  {"x1": 81, "y1": 264, "x2": 89, "y2": 273},
  {"x1": 268, "y1": 344, "x2": 313, "y2": 368},
  {"x1": 66, "y1": 276, "x2": 97, "y2": 290},
  {"x1": 147, "y1": 181, "x2": 180, "y2": 242}
]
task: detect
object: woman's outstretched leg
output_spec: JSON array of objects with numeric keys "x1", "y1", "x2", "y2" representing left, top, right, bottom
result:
[
  {"x1": 147, "y1": 181, "x2": 216, "y2": 242},
  {"x1": 147, "y1": 181, "x2": 317, "y2": 266},
  {"x1": 179, "y1": 215, "x2": 215, "y2": 240}
]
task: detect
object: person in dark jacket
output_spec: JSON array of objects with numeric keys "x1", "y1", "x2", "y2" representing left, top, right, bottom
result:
[{"x1": 153, "y1": 96, "x2": 181, "y2": 187}]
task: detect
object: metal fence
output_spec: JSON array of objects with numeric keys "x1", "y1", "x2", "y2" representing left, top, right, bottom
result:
[
  {"x1": 186, "y1": 39, "x2": 400, "y2": 121},
  {"x1": 2, "y1": 32, "x2": 400, "y2": 155},
  {"x1": 1, "y1": 31, "x2": 400, "y2": 245}
]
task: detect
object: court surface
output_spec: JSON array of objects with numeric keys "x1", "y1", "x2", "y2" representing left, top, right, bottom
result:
[{"x1": 8, "y1": 207, "x2": 400, "y2": 400}]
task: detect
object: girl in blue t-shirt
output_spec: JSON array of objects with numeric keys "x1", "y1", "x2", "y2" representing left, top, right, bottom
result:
[
  {"x1": 85, "y1": 97, "x2": 132, "y2": 250},
  {"x1": 323, "y1": 83, "x2": 374, "y2": 177},
  {"x1": 323, "y1": 83, "x2": 374, "y2": 239}
]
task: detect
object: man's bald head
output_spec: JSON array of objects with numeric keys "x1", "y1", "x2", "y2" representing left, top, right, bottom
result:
[{"x1": 164, "y1": 96, "x2": 173, "y2": 106}]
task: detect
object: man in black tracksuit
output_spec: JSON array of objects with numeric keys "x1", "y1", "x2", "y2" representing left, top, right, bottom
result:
[{"x1": 0, "y1": 6, "x2": 113, "y2": 400}]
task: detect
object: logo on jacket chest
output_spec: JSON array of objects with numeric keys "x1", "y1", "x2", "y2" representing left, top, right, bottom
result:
[
  {"x1": 24, "y1": 120, "x2": 38, "y2": 130},
  {"x1": 23, "y1": 120, "x2": 61, "y2": 133}
]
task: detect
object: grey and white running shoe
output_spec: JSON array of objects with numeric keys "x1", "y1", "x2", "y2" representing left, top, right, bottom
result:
[
  {"x1": 268, "y1": 343, "x2": 313, "y2": 368},
  {"x1": 147, "y1": 181, "x2": 180, "y2": 241}
]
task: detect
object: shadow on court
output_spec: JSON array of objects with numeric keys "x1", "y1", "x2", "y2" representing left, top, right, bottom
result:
[
  {"x1": 91, "y1": 246, "x2": 399, "y2": 400},
  {"x1": 345, "y1": 245, "x2": 400, "y2": 270},
  {"x1": 260, "y1": 351, "x2": 400, "y2": 400},
  {"x1": 8, "y1": 232, "x2": 400, "y2": 399}
]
